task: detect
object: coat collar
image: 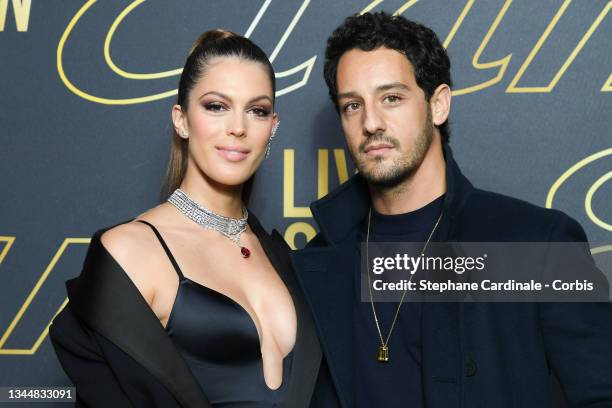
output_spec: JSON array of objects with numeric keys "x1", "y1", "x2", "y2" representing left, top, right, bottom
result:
[{"x1": 68, "y1": 213, "x2": 320, "y2": 408}]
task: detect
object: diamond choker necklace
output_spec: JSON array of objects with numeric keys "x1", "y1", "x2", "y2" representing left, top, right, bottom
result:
[{"x1": 167, "y1": 189, "x2": 251, "y2": 258}]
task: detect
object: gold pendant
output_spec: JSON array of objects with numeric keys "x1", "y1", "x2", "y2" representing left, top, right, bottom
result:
[{"x1": 378, "y1": 345, "x2": 389, "y2": 362}]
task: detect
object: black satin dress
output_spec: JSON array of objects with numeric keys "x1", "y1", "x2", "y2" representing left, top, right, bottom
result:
[{"x1": 138, "y1": 220, "x2": 293, "y2": 407}]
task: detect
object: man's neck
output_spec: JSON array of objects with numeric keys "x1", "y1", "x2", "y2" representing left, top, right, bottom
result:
[{"x1": 369, "y1": 138, "x2": 446, "y2": 215}]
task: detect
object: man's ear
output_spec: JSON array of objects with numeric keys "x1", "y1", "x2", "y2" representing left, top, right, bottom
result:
[
  {"x1": 172, "y1": 105, "x2": 189, "y2": 139},
  {"x1": 430, "y1": 84, "x2": 451, "y2": 127}
]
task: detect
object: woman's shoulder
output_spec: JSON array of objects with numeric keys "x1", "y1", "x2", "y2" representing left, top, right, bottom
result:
[
  {"x1": 94, "y1": 206, "x2": 174, "y2": 301},
  {"x1": 98, "y1": 204, "x2": 171, "y2": 262},
  {"x1": 99, "y1": 219, "x2": 156, "y2": 261}
]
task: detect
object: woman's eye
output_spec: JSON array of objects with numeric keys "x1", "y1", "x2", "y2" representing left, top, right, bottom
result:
[
  {"x1": 250, "y1": 107, "x2": 271, "y2": 117},
  {"x1": 204, "y1": 103, "x2": 226, "y2": 112}
]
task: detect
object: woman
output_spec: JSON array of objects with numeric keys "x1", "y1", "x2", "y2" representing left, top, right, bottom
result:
[{"x1": 49, "y1": 30, "x2": 322, "y2": 407}]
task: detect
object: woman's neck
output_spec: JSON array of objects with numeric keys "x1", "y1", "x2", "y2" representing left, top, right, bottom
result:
[{"x1": 178, "y1": 171, "x2": 245, "y2": 219}]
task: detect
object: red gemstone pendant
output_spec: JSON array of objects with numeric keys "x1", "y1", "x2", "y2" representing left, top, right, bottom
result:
[{"x1": 240, "y1": 246, "x2": 251, "y2": 258}]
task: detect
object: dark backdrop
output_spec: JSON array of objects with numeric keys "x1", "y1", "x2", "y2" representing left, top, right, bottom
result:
[{"x1": 0, "y1": 0, "x2": 610, "y2": 401}]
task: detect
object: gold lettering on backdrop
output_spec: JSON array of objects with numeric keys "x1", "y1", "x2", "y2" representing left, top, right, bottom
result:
[
  {"x1": 507, "y1": 1, "x2": 611, "y2": 93},
  {"x1": 360, "y1": 0, "x2": 513, "y2": 95},
  {"x1": 546, "y1": 148, "x2": 612, "y2": 233},
  {"x1": 442, "y1": 0, "x2": 473, "y2": 49},
  {"x1": 333, "y1": 149, "x2": 351, "y2": 184},
  {"x1": 282, "y1": 148, "x2": 353, "y2": 247},
  {"x1": 318, "y1": 149, "x2": 328, "y2": 199},
  {"x1": 284, "y1": 149, "x2": 311, "y2": 218},
  {"x1": 0, "y1": 0, "x2": 31, "y2": 32},
  {"x1": 284, "y1": 148, "x2": 352, "y2": 218},
  {"x1": 0, "y1": 238, "x2": 89, "y2": 355},
  {"x1": 0, "y1": 236, "x2": 15, "y2": 265},
  {"x1": 360, "y1": 0, "x2": 419, "y2": 15},
  {"x1": 58, "y1": 0, "x2": 316, "y2": 105},
  {"x1": 55, "y1": 0, "x2": 612, "y2": 104},
  {"x1": 392, "y1": 0, "x2": 420, "y2": 16},
  {"x1": 284, "y1": 222, "x2": 317, "y2": 250},
  {"x1": 360, "y1": 0, "x2": 610, "y2": 93},
  {"x1": 585, "y1": 171, "x2": 612, "y2": 232},
  {"x1": 602, "y1": 74, "x2": 612, "y2": 91},
  {"x1": 104, "y1": 0, "x2": 181, "y2": 81},
  {"x1": 360, "y1": 0, "x2": 385, "y2": 14},
  {"x1": 359, "y1": 0, "x2": 512, "y2": 96},
  {"x1": 592, "y1": 245, "x2": 612, "y2": 255},
  {"x1": 252, "y1": 0, "x2": 316, "y2": 92},
  {"x1": 449, "y1": 0, "x2": 513, "y2": 96}
]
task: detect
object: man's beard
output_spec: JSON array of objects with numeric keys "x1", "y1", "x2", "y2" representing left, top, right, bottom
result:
[{"x1": 355, "y1": 107, "x2": 434, "y2": 189}]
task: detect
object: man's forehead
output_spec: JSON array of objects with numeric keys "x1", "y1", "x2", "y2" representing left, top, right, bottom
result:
[
  {"x1": 337, "y1": 52, "x2": 416, "y2": 97},
  {"x1": 338, "y1": 46, "x2": 413, "y2": 68},
  {"x1": 337, "y1": 82, "x2": 413, "y2": 100}
]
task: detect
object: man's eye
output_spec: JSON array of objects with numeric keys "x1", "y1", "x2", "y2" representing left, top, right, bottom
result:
[
  {"x1": 384, "y1": 95, "x2": 401, "y2": 103},
  {"x1": 343, "y1": 102, "x2": 360, "y2": 113}
]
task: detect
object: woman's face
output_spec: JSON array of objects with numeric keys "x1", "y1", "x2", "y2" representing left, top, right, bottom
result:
[{"x1": 173, "y1": 56, "x2": 277, "y2": 188}]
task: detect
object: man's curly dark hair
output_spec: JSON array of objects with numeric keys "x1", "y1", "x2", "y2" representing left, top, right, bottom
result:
[{"x1": 323, "y1": 12, "x2": 453, "y2": 143}]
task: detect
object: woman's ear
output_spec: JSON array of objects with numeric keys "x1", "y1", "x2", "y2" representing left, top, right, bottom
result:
[
  {"x1": 271, "y1": 112, "x2": 279, "y2": 131},
  {"x1": 172, "y1": 105, "x2": 189, "y2": 139}
]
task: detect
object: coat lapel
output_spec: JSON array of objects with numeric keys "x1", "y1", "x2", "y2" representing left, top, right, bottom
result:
[
  {"x1": 290, "y1": 236, "x2": 356, "y2": 408},
  {"x1": 418, "y1": 147, "x2": 469, "y2": 408},
  {"x1": 67, "y1": 222, "x2": 211, "y2": 408},
  {"x1": 248, "y1": 217, "x2": 322, "y2": 408}
]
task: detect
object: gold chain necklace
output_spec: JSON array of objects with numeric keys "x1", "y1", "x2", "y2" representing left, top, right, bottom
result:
[{"x1": 365, "y1": 208, "x2": 443, "y2": 362}]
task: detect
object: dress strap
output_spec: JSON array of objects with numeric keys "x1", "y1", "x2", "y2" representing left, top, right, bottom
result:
[{"x1": 136, "y1": 220, "x2": 185, "y2": 280}]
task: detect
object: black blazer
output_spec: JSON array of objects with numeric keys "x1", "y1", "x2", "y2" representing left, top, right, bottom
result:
[
  {"x1": 49, "y1": 214, "x2": 322, "y2": 407},
  {"x1": 290, "y1": 143, "x2": 612, "y2": 408}
]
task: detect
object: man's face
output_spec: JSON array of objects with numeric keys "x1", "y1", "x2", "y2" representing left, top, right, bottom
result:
[{"x1": 336, "y1": 47, "x2": 434, "y2": 188}]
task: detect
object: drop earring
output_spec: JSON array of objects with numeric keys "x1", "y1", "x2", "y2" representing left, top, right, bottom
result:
[{"x1": 265, "y1": 121, "x2": 280, "y2": 158}]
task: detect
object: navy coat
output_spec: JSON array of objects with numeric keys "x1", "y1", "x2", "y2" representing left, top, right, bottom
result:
[{"x1": 292, "y1": 144, "x2": 612, "y2": 408}]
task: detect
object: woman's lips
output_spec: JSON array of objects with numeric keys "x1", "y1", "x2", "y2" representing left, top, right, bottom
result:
[{"x1": 215, "y1": 146, "x2": 250, "y2": 162}]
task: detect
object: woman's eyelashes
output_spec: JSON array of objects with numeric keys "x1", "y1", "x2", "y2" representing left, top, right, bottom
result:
[
  {"x1": 204, "y1": 102, "x2": 227, "y2": 112},
  {"x1": 249, "y1": 106, "x2": 271, "y2": 117},
  {"x1": 202, "y1": 102, "x2": 271, "y2": 117}
]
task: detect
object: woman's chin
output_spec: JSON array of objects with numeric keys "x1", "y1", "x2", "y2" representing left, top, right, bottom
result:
[
  {"x1": 208, "y1": 171, "x2": 255, "y2": 188},
  {"x1": 192, "y1": 157, "x2": 262, "y2": 188}
]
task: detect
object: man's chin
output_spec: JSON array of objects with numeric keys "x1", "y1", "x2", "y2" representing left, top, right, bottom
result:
[{"x1": 358, "y1": 165, "x2": 415, "y2": 189}]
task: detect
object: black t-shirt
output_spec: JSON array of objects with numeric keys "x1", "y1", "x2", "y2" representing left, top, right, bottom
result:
[{"x1": 354, "y1": 194, "x2": 445, "y2": 407}]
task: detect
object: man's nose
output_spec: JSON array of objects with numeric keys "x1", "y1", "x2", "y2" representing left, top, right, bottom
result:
[{"x1": 362, "y1": 103, "x2": 386, "y2": 137}]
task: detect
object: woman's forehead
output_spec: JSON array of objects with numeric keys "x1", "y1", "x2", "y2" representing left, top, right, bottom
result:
[{"x1": 192, "y1": 57, "x2": 273, "y2": 101}]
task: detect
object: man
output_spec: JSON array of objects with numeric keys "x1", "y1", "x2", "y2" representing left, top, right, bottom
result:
[{"x1": 293, "y1": 12, "x2": 612, "y2": 408}]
